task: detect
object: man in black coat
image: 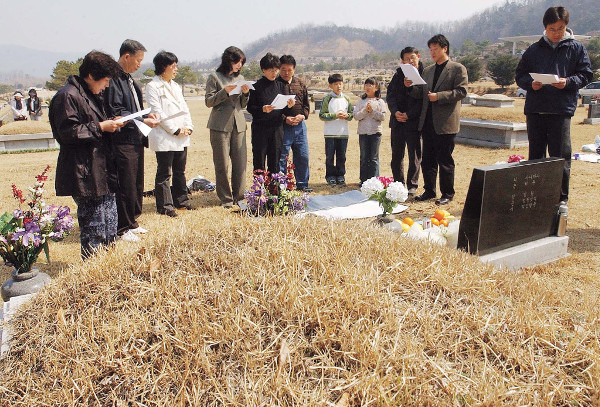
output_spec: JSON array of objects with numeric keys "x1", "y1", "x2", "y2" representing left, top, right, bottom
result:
[
  {"x1": 386, "y1": 47, "x2": 424, "y2": 196},
  {"x1": 104, "y1": 39, "x2": 159, "y2": 242},
  {"x1": 49, "y1": 51, "x2": 123, "y2": 258}
]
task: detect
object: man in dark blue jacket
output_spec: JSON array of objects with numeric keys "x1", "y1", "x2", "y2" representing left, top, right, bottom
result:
[
  {"x1": 515, "y1": 6, "x2": 593, "y2": 203},
  {"x1": 386, "y1": 47, "x2": 424, "y2": 196},
  {"x1": 104, "y1": 39, "x2": 159, "y2": 242}
]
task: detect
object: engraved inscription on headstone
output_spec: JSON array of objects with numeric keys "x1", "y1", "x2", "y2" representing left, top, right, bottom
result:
[{"x1": 458, "y1": 158, "x2": 564, "y2": 255}]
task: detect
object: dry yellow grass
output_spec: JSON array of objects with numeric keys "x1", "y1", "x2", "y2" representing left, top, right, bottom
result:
[{"x1": 0, "y1": 98, "x2": 599, "y2": 405}]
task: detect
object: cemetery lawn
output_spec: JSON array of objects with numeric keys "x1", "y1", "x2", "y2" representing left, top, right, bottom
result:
[{"x1": 1, "y1": 99, "x2": 599, "y2": 404}]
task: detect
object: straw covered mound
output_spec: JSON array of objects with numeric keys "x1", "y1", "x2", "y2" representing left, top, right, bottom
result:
[{"x1": 1, "y1": 214, "x2": 599, "y2": 405}]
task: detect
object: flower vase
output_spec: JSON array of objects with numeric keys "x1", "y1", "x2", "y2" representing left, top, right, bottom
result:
[
  {"x1": 1, "y1": 267, "x2": 51, "y2": 301},
  {"x1": 375, "y1": 213, "x2": 395, "y2": 225}
]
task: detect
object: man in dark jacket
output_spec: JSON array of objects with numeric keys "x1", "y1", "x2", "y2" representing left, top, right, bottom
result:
[
  {"x1": 386, "y1": 47, "x2": 424, "y2": 196},
  {"x1": 515, "y1": 6, "x2": 593, "y2": 204},
  {"x1": 49, "y1": 51, "x2": 123, "y2": 258},
  {"x1": 104, "y1": 39, "x2": 159, "y2": 242}
]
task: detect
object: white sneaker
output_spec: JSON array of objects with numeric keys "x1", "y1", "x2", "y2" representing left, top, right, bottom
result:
[
  {"x1": 130, "y1": 226, "x2": 148, "y2": 234},
  {"x1": 120, "y1": 230, "x2": 141, "y2": 242}
]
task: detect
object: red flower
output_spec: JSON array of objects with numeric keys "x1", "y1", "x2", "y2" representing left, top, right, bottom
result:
[
  {"x1": 35, "y1": 165, "x2": 51, "y2": 183},
  {"x1": 12, "y1": 184, "x2": 25, "y2": 204},
  {"x1": 377, "y1": 176, "x2": 394, "y2": 188}
]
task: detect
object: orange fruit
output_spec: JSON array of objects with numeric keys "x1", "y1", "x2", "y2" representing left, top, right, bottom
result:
[
  {"x1": 433, "y1": 209, "x2": 446, "y2": 221},
  {"x1": 403, "y1": 217, "x2": 414, "y2": 226},
  {"x1": 440, "y1": 219, "x2": 449, "y2": 227},
  {"x1": 430, "y1": 217, "x2": 440, "y2": 226}
]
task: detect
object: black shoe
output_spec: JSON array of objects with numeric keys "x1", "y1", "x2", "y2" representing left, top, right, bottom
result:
[
  {"x1": 159, "y1": 208, "x2": 178, "y2": 217},
  {"x1": 298, "y1": 186, "x2": 313, "y2": 193},
  {"x1": 415, "y1": 192, "x2": 436, "y2": 202},
  {"x1": 336, "y1": 177, "x2": 346, "y2": 186},
  {"x1": 435, "y1": 197, "x2": 453, "y2": 205},
  {"x1": 326, "y1": 177, "x2": 337, "y2": 186}
]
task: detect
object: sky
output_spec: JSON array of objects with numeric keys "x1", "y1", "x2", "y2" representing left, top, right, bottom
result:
[{"x1": 4, "y1": 0, "x2": 503, "y2": 62}]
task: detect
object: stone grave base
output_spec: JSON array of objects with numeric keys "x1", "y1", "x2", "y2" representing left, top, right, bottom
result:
[
  {"x1": 457, "y1": 119, "x2": 528, "y2": 148},
  {"x1": 479, "y1": 236, "x2": 569, "y2": 270},
  {"x1": 0, "y1": 133, "x2": 57, "y2": 152}
]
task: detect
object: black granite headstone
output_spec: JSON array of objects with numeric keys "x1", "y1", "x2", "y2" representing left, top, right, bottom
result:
[{"x1": 457, "y1": 158, "x2": 563, "y2": 255}]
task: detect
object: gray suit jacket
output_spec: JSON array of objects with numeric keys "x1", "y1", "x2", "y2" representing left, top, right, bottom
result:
[
  {"x1": 410, "y1": 60, "x2": 468, "y2": 135},
  {"x1": 205, "y1": 71, "x2": 249, "y2": 133}
]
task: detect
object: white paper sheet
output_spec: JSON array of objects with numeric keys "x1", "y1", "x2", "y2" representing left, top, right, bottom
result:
[
  {"x1": 271, "y1": 94, "x2": 295, "y2": 110},
  {"x1": 161, "y1": 111, "x2": 186, "y2": 122},
  {"x1": 530, "y1": 73, "x2": 560, "y2": 84},
  {"x1": 134, "y1": 119, "x2": 152, "y2": 136},
  {"x1": 400, "y1": 64, "x2": 427, "y2": 85},
  {"x1": 228, "y1": 80, "x2": 256, "y2": 95},
  {"x1": 115, "y1": 108, "x2": 151, "y2": 123}
]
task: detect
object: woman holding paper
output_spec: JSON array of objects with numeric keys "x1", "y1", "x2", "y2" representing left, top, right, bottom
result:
[
  {"x1": 205, "y1": 46, "x2": 250, "y2": 208},
  {"x1": 145, "y1": 51, "x2": 194, "y2": 217}
]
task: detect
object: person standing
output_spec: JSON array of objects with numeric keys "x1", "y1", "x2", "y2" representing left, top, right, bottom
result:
[
  {"x1": 49, "y1": 51, "x2": 124, "y2": 258},
  {"x1": 387, "y1": 47, "x2": 423, "y2": 196},
  {"x1": 104, "y1": 39, "x2": 159, "y2": 242},
  {"x1": 278, "y1": 54, "x2": 312, "y2": 191},
  {"x1": 319, "y1": 73, "x2": 354, "y2": 186},
  {"x1": 515, "y1": 6, "x2": 593, "y2": 204},
  {"x1": 145, "y1": 51, "x2": 194, "y2": 218},
  {"x1": 26, "y1": 89, "x2": 43, "y2": 121},
  {"x1": 354, "y1": 77, "x2": 386, "y2": 184},
  {"x1": 407, "y1": 34, "x2": 467, "y2": 205},
  {"x1": 247, "y1": 53, "x2": 293, "y2": 174},
  {"x1": 205, "y1": 46, "x2": 250, "y2": 209},
  {"x1": 10, "y1": 92, "x2": 28, "y2": 121}
]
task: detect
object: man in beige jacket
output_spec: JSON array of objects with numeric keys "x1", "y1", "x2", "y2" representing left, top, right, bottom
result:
[{"x1": 407, "y1": 34, "x2": 468, "y2": 205}]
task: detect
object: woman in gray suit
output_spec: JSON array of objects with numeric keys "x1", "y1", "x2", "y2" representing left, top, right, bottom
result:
[{"x1": 205, "y1": 46, "x2": 250, "y2": 208}]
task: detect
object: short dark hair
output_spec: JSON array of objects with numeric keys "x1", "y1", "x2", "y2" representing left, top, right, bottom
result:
[
  {"x1": 361, "y1": 77, "x2": 381, "y2": 99},
  {"x1": 427, "y1": 34, "x2": 450, "y2": 55},
  {"x1": 280, "y1": 55, "x2": 296, "y2": 67},
  {"x1": 260, "y1": 53, "x2": 280, "y2": 70},
  {"x1": 328, "y1": 73, "x2": 343, "y2": 84},
  {"x1": 153, "y1": 51, "x2": 178, "y2": 75},
  {"x1": 543, "y1": 6, "x2": 569, "y2": 27},
  {"x1": 79, "y1": 51, "x2": 121, "y2": 80},
  {"x1": 119, "y1": 39, "x2": 147, "y2": 57},
  {"x1": 400, "y1": 47, "x2": 419, "y2": 60},
  {"x1": 217, "y1": 46, "x2": 246, "y2": 77},
  {"x1": 28, "y1": 88, "x2": 37, "y2": 96}
]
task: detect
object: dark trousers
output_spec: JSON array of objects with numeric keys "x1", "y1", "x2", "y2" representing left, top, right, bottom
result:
[
  {"x1": 112, "y1": 143, "x2": 144, "y2": 234},
  {"x1": 526, "y1": 114, "x2": 571, "y2": 201},
  {"x1": 421, "y1": 119, "x2": 455, "y2": 198},
  {"x1": 155, "y1": 148, "x2": 189, "y2": 212},
  {"x1": 251, "y1": 123, "x2": 283, "y2": 174},
  {"x1": 359, "y1": 133, "x2": 381, "y2": 183},
  {"x1": 280, "y1": 121, "x2": 310, "y2": 188},
  {"x1": 390, "y1": 123, "x2": 422, "y2": 190},
  {"x1": 325, "y1": 138, "x2": 348, "y2": 179},
  {"x1": 74, "y1": 193, "x2": 117, "y2": 259},
  {"x1": 210, "y1": 129, "x2": 247, "y2": 205}
]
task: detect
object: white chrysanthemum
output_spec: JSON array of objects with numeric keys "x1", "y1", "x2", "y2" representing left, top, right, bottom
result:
[
  {"x1": 385, "y1": 181, "x2": 408, "y2": 203},
  {"x1": 361, "y1": 177, "x2": 384, "y2": 198}
]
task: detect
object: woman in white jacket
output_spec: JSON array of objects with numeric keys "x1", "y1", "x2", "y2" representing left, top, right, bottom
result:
[{"x1": 145, "y1": 51, "x2": 194, "y2": 217}]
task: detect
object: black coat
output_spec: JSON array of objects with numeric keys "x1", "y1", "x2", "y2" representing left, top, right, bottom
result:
[
  {"x1": 50, "y1": 75, "x2": 113, "y2": 198},
  {"x1": 386, "y1": 62, "x2": 424, "y2": 129},
  {"x1": 104, "y1": 68, "x2": 145, "y2": 145}
]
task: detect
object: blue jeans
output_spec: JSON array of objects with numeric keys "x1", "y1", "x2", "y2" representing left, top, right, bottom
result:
[
  {"x1": 325, "y1": 138, "x2": 348, "y2": 179},
  {"x1": 359, "y1": 133, "x2": 381, "y2": 183},
  {"x1": 279, "y1": 121, "x2": 310, "y2": 188}
]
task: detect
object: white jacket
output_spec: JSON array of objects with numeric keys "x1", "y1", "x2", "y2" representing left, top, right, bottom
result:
[{"x1": 145, "y1": 76, "x2": 194, "y2": 152}]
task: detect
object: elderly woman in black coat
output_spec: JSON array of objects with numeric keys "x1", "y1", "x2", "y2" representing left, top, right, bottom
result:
[{"x1": 49, "y1": 51, "x2": 124, "y2": 258}]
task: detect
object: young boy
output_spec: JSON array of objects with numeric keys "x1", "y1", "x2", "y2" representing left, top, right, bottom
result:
[
  {"x1": 247, "y1": 52, "x2": 293, "y2": 174},
  {"x1": 319, "y1": 73, "x2": 353, "y2": 185}
]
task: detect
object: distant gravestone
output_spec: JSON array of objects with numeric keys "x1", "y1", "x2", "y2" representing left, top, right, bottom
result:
[
  {"x1": 584, "y1": 102, "x2": 600, "y2": 124},
  {"x1": 458, "y1": 158, "x2": 563, "y2": 256}
]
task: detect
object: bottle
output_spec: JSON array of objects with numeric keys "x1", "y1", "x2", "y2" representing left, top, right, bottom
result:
[{"x1": 556, "y1": 204, "x2": 568, "y2": 236}]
